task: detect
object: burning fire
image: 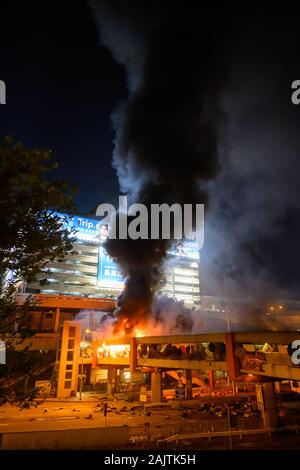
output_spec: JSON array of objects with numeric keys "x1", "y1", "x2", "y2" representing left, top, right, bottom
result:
[
  {"x1": 97, "y1": 342, "x2": 129, "y2": 359},
  {"x1": 133, "y1": 327, "x2": 146, "y2": 338},
  {"x1": 112, "y1": 315, "x2": 149, "y2": 338},
  {"x1": 96, "y1": 325, "x2": 146, "y2": 359}
]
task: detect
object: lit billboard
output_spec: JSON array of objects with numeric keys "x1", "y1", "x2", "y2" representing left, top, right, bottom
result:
[
  {"x1": 53, "y1": 212, "x2": 199, "y2": 290},
  {"x1": 54, "y1": 212, "x2": 108, "y2": 244},
  {"x1": 97, "y1": 246, "x2": 124, "y2": 288},
  {"x1": 54, "y1": 212, "x2": 199, "y2": 259}
]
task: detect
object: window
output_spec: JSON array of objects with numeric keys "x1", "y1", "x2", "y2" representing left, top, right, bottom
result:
[
  {"x1": 69, "y1": 327, "x2": 76, "y2": 338},
  {"x1": 65, "y1": 372, "x2": 72, "y2": 379},
  {"x1": 46, "y1": 312, "x2": 53, "y2": 319},
  {"x1": 67, "y1": 351, "x2": 74, "y2": 361},
  {"x1": 64, "y1": 381, "x2": 72, "y2": 389},
  {"x1": 68, "y1": 339, "x2": 75, "y2": 349},
  {"x1": 66, "y1": 364, "x2": 73, "y2": 370}
]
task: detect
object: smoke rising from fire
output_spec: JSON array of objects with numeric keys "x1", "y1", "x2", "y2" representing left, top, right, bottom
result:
[
  {"x1": 97, "y1": 296, "x2": 195, "y2": 338},
  {"x1": 200, "y1": 15, "x2": 300, "y2": 300},
  {"x1": 90, "y1": 3, "x2": 300, "y2": 333},
  {"x1": 90, "y1": 1, "x2": 235, "y2": 330}
]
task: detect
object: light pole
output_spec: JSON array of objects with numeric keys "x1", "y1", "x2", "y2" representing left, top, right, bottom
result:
[
  {"x1": 224, "y1": 273, "x2": 236, "y2": 395},
  {"x1": 223, "y1": 273, "x2": 231, "y2": 332},
  {"x1": 79, "y1": 328, "x2": 91, "y2": 401},
  {"x1": 227, "y1": 406, "x2": 233, "y2": 450}
]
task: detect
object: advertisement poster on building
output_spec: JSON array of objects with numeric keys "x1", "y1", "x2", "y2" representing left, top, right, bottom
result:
[{"x1": 97, "y1": 246, "x2": 124, "y2": 287}]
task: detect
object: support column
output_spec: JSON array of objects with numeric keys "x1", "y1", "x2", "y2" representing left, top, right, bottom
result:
[
  {"x1": 185, "y1": 369, "x2": 193, "y2": 399},
  {"x1": 209, "y1": 370, "x2": 215, "y2": 389},
  {"x1": 90, "y1": 367, "x2": 97, "y2": 386},
  {"x1": 274, "y1": 381, "x2": 281, "y2": 393},
  {"x1": 130, "y1": 337, "x2": 137, "y2": 371},
  {"x1": 91, "y1": 340, "x2": 98, "y2": 369},
  {"x1": 54, "y1": 307, "x2": 60, "y2": 332},
  {"x1": 151, "y1": 370, "x2": 162, "y2": 403},
  {"x1": 261, "y1": 382, "x2": 278, "y2": 429},
  {"x1": 225, "y1": 333, "x2": 240, "y2": 380},
  {"x1": 107, "y1": 368, "x2": 117, "y2": 396}
]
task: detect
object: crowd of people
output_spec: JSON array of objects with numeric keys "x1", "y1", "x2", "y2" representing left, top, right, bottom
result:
[{"x1": 138, "y1": 342, "x2": 226, "y2": 361}]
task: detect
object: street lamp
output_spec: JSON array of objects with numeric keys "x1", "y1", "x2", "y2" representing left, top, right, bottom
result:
[
  {"x1": 223, "y1": 273, "x2": 236, "y2": 395},
  {"x1": 223, "y1": 273, "x2": 231, "y2": 332},
  {"x1": 227, "y1": 406, "x2": 233, "y2": 450},
  {"x1": 79, "y1": 328, "x2": 92, "y2": 401}
]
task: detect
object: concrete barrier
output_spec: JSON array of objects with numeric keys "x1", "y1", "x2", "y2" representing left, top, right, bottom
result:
[{"x1": 1, "y1": 425, "x2": 129, "y2": 450}]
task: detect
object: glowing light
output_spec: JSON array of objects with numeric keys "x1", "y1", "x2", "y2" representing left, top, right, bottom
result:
[
  {"x1": 97, "y1": 343, "x2": 130, "y2": 359},
  {"x1": 134, "y1": 328, "x2": 146, "y2": 338},
  {"x1": 108, "y1": 344, "x2": 129, "y2": 353}
]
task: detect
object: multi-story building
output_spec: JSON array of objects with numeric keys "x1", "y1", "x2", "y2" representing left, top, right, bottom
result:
[{"x1": 25, "y1": 213, "x2": 200, "y2": 305}]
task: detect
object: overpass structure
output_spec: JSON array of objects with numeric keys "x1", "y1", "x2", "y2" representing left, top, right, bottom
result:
[
  {"x1": 15, "y1": 294, "x2": 300, "y2": 428},
  {"x1": 55, "y1": 322, "x2": 300, "y2": 425}
]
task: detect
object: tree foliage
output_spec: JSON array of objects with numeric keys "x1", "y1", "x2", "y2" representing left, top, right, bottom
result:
[
  {"x1": 0, "y1": 136, "x2": 78, "y2": 406},
  {"x1": 0, "y1": 135, "x2": 77, "y2": 283}
]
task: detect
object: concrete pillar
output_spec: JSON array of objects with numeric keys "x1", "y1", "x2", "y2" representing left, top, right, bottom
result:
[
  {"x1": 130, "y1": 337, "x2": 137, "y2": 371},
  {"x1": 151, "y1": 370, "x2": 162, "y2": 402},
  {"x1": 90, "y1": 367, "x2": 97, "y2": 386},
  {"x1": 54, "y1": 307, "x2": 60, "y2": 332},
  {"x1": 261, "y1": 382, "x2": 278, "y2": 429},
  {"x1": 91, "y1": 340, "x2": 98, "y2": 369},
  {"x1": 225, "y1": 333, "x2": 240, "y2": 380},
  {"x1": 209, "y1": 370, "x2": 215, "y2": 388},
  {"x1": 107, "y1": 368, "x2": 117, "y2": 395},
  {"x1": 275, "y1": 381, "x2": 281, "y2": 393},
  {"x1": 185, "y1": 369, "x2": 193, "y2": 399}
]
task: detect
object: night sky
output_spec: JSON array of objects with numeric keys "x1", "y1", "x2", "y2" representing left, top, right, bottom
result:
[
  {"x1": 0, "y1": 0, "x2": 125, "y2": 212},
  {"x1": 2, "y1": 1, "x2": 300, "y2": 298}
]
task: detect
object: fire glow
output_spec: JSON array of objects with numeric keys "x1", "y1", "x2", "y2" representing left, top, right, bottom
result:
[{"x1": 97, "y1": 343, "x2": 129, "y2": 359}]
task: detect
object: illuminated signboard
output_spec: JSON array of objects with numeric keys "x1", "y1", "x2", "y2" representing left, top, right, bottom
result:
[
  {"x1": 53, "y1": 212, "x2": 199, "y2": 289},
  {"x1": 97, "y1": 246, "x2": 124, "y2": 287},
  {"x1": 53, "y1": 212, "x2": 109, "y2": 244},
  {"x1": 54, "y1": 212, "x2": 199, "y2": 258}
]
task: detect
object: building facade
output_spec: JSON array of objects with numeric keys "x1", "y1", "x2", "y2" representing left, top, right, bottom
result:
[{"x1": 25, "y1": 213, "x2": 200, "y2": 305}]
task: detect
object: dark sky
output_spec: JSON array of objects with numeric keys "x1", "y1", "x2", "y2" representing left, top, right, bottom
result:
[{"x1": 0, "y1": 0, "x2": 125, "y2": 212}]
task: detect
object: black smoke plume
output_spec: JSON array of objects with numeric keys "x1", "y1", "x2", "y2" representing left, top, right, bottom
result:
[
  {"x1": 91, "y1": 2, "x2": 300, "y2": 331},
  {"x1": 90, "y1": 1, "x2": 235, "y2": 331}
]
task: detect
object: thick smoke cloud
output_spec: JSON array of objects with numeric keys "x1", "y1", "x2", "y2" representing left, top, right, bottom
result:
[
  {"x1": 201, "y1": 16, "x2": 300, "y2": 300},
  {"x1": 90, "y1": 2, "x2": 300, "y2": 328},
  {"x1": 90, "y1": 1, "x2": 234, "y2": 330}
]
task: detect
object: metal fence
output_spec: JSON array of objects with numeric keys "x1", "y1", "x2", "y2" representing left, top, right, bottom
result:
[{"x1": 128, "y1": 416, "x2": 263, "y2": 444}]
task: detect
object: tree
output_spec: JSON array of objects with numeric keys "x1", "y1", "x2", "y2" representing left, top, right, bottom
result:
[
  {"x1": 0, "y1": 136, "x2": 77, "y2": 405},
  {"x1": 0, "y1": 135, "x2": 77, "y2": 283}
]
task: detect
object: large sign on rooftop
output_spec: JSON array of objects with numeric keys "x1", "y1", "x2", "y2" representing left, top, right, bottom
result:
[
  {"x1": 54, "y1": 212, "x2": 199, "y2": 260},
  {"x1": 55, "y1": 213, "x2": 108, "y2": 244}
]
